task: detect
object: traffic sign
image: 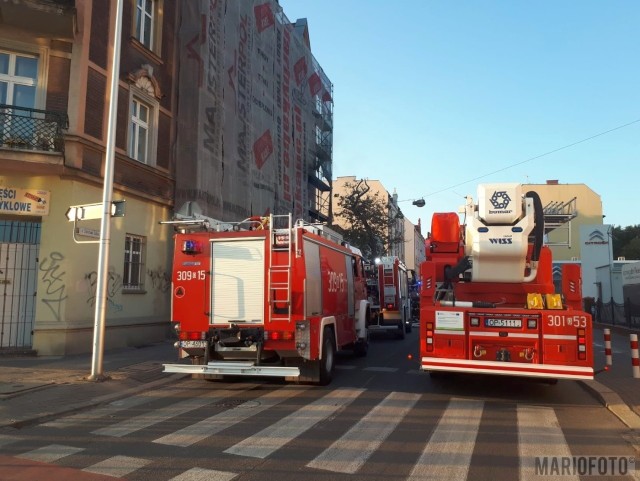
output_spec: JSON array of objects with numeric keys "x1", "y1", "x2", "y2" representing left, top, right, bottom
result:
[{"x1": 65, "y1": 200, "x2": 126, "y2": 221}]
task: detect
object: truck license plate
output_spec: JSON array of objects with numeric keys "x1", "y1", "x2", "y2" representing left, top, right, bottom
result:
[
  {"x1": 484, "y1": 318, "x2": 522, "y2": 328},
  {"x1": 180, "y1": 340, "x2": 207, "y2": 348}
]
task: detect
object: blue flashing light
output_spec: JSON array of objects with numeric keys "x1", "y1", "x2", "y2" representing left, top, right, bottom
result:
[{"x1": 182, "y1": 239, "x2": 201, "y2": 254}]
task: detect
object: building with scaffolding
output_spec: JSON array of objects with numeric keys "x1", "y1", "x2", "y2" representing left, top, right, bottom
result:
[
  {"x1": 524, "y1": 180, "x2": 604, "y2": 260},
  {"x1": 175, "y1": 2, "x2": 333, "y2": 223}
]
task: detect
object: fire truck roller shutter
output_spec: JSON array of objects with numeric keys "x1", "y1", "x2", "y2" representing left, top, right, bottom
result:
[
  {"x1": 346, "y1": 255, "x2": 355, "y2": 317},
  {"x1": 304, "y1": 240, "x2": 322, "y2": 316},
  {"x1": 210, "y1": 238, "x2": 265, "y2": 324}
]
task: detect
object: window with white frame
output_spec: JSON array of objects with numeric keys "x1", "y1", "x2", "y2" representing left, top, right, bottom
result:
[
  {"x1": 135, "y1": 0, "x2": 154, "y2": 50},
  {"x1": 129, "y1": 96, "x2": 150, "y2": 163},
  {"x1": 0, "y1": 50, "x2": 38, "y2": 108},
  {"x1": 124, "y1": 234, "x2": 146, "y2": 290}
]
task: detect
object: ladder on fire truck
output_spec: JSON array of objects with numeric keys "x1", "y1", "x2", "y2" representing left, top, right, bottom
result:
[
  {"x1": 268, "y1": 214, "x2": 293, "y2": 321},
  {"x1": 381, "y1": 263, "x2": 395, "y2": 306}
]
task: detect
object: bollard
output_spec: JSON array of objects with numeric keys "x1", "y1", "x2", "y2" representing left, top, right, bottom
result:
[
  {"x1": 631, "y1": 334, "x2": 640, "y2": 379},
  {"x1": 604, "y1": 328, "x2": 612, "y2": 366}
]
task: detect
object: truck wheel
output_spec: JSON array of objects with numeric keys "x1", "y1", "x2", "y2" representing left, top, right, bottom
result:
[
  {"x1": 353, "y1": 335, "x2": 368, "y2": 357},
  {"x1": 397, "y1": 321, "x2": 405, "y2": 340},
  {"x1": 319, "y1": 327, "x2": 336, "y2": 385}
]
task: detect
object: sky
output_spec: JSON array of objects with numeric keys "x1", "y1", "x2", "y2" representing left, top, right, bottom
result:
[{"x1": 278, "y1": 0, "x2": 639, "y2": 228}]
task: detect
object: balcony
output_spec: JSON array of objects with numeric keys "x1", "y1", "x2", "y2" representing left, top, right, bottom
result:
[
  {"x1": 0, "y1": 0, "x2": 75, "y2": 39},
  {"x1": 0, "y1": 105, "x2": 68, "y2": 154}
]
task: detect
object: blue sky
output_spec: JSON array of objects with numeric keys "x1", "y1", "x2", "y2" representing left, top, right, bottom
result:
[{"x1": 278, "y1": 0, "x2": 639, "y2": 228}]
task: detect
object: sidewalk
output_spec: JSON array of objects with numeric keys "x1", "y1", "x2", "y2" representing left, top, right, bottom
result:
[
  {"x1": 581, "y1": 324, "x2": 640, "y2": 430},
  {"x1": 0, "y1": 340, "x2": 182, "y2": 429}
]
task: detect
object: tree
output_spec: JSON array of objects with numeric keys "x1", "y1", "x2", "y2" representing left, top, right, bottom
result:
[
  {"x1": 331, "y1": 179, "x2": 402, "y2": 261},
  {"x1": 612, "y1": 225, "x2": 640, "y2": 260}
]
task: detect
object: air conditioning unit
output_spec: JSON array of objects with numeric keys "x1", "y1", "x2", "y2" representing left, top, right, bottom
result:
[
  {"x1": 571, "y1": 257, "x2": 578, "y2": 261},
  {"x1": 618, "y1": 256, "x2": 626, "y2": 261}
]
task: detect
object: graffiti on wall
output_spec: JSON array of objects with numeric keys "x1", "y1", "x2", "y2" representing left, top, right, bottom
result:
[
  {"x1": 85, "y1": 270, "x2": 124, "y2": 312},
  {"x1": 39, "y1": 252, "x2": 68, "y2": 321},
  {"x1": 147, "y1": 267, "x2": 171, "y2": 293}
]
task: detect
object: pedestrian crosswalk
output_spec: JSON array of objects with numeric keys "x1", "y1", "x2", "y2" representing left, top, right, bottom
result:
[{"x1": 2, "y1": 382, "x2": 637, "y2": 481}]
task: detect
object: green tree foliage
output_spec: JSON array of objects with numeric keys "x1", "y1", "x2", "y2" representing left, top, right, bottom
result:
[
  {"x1": 612, "y1": 225, "x2": 640, "y2": 260},
  {"x1": 331, "y1": 179, "x2": 393, "y2": 261}
]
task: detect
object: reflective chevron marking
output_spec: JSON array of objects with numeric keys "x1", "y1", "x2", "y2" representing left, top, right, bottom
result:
[
  {"x1": 518, "y1": 405, "x2": 579, "y2": 481},
  {"x1": 83, "y1": 455, "x2": 151, "y2": 478},
  {"x1": 16, "y1": 444, "x2": 83, "y2": 463},
  {"x1": 224, "y1": 388, "x2": 364, "y2": 459},
  {"x1": 306, "y1": 391, "x2": 420, "y2": 473},
  {"x1": 407, "y1": 398, "x2": 484, "y2": 481},
  {"x1": 92, "y1": 384, "x2": 257, "y2": 437},
  {"x1": 153, "y1": 387, "x2": 305, "y2": 447}
]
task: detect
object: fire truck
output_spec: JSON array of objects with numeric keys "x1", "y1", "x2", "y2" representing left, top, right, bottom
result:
[
  {"x1": 162, "y1": 213, "x2": 370, "y2": 385},
  {"x1": 368, "y1": 256, "x2": 412, "y2": 338},
  {"x1": 419, "y1": 183, "x2": 594, "y2": 381}
]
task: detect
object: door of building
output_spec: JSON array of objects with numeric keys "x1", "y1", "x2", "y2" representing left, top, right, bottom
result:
[{"x1": 0, "y1": 220, "x2": 40, "y2": 349}]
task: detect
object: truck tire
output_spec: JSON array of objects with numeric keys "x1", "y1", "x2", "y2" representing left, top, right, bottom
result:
[
  {"x1": 353, "y1": 334, "x2": 368, "y2": 357},
  {"x1": 318, "y1": 327, "x2": 336, "y2": 385},
  {"x1": 397, "y1": 321, "x2": 405, "y2": 340}
]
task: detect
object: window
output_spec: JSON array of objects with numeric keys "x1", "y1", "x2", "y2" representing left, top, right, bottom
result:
[
  {"x1": 0, "y1": 50, "x2": 38, "y2": 108},
  {"x1": 129, "y1": 97, "x2": 150, "y2": 163},
  {"x1": 135, "y1": 0, "x2": 154, "y2": 50},
  {"x1": 124, "y1": 234, "x2": 146, "y2": 290}
]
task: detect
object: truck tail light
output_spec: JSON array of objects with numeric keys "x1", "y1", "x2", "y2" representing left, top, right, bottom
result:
[
  {"x1": 386, "y1": 303, "x2": 395, "y2": 310},
  {"x1": 426, "y1": 322, "x2": 434, "y2": 352},
  {"x1": 179, "y1": 331, "x2": 204, "y2": 341},
  {"x1": 264, "y1": 330, "x2": 294, "y2": 341},
  {"x1": 577, "y1": 328, "x2": 586, "y2": 360}
]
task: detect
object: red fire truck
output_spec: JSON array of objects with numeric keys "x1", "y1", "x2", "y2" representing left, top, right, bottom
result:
[
  {"x1": 420, "y1": 183, "x2": 594, "y2": 381},
  {"x1": 162, "y1": 213, "x2": 370, "y2": 385},
  {"x1": 368, "y1": 256, "x2": 412, "y2": 338}
]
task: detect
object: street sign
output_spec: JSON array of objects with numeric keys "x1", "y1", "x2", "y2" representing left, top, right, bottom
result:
[{"x1": 66, "y1": 200, "x2": 126, "y2": 222}]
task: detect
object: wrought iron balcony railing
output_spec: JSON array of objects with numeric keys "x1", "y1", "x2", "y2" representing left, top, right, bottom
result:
[{"x1": 0, "y1": 104, "x2": 68, "y2": 153}]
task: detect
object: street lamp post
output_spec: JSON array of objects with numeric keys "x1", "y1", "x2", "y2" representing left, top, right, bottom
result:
[{"x1": 89, "y1": 0, "x2": 124, "y2": 381}]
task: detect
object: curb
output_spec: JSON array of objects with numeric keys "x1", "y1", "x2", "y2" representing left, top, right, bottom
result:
[
  {"x1": 0, "y1": 373, "x2": 185, "y2": 429},
  {"x1": 579, "y1": 379, "x2": 640, "y2": 430}
]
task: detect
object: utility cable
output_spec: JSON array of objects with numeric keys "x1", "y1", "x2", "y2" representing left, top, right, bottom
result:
[{"x1": 417, "y1": 118, "x2": 640, "y2": 199}]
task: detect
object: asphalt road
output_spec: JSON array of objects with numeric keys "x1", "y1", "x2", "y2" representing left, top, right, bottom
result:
[{"x1": 1, "y1": 328, "x2": 638, "y2": 481}]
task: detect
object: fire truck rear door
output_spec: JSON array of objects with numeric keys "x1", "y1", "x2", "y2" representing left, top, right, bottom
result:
[{"x1": 210, "y1": 238, "x2": 265, "y2": 324}]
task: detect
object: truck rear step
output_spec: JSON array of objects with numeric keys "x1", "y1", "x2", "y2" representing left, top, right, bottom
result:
[{"x1": 163, "y1": 361, "x2": 300, "y2": 378}]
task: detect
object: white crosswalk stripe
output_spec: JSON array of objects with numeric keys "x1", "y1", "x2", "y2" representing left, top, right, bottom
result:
[
  {"x1": 153, "y1": 386, "x2": 306, "y2": 447},
  {"x1": 92, "y1": 384, "x2": 256, "y2": 437},
  {"x1": 0, "y1": 434, "x2": 17, "y2": 447},
  {"x1": 168, "y1": 467, "x2": 238, "y2": 481},
  {"x1": 43, "y1": 387, "x2": 186, "y2": 429},
  {"x1": 83, "y1": 455, "x2": 151, "y2": 478},
  {"x1": 306, "y1": 391, "x2": 420, "y2": 473},
  {"x1": 407, "y1": 398, "x2": 484, "y2": 481},
  {"x1": 518, "y1": 405, "x2": 579, "y2": 481},
  {"x1": 16, "y1": 444, "x2": 83, "y2": 463},
  {"x1": 224, "y1": 387, "x2": 364, "y2": 459}
]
